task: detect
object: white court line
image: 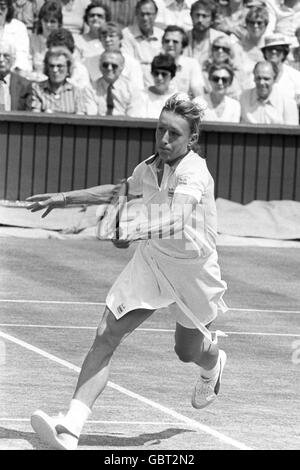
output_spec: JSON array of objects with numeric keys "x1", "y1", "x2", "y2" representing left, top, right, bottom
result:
[
  {"x1": 0, "y1": 418, "x2": 185, "y2": 426},
  {"x1": 0, "y1": 329, "x2": 253, "y2": 450},
  {"x1": 0, "y1": 323, "x2": 299, "y2": 338},
  {"x1": 0, "y1": 299, "x2": 299, "y2": 314}
]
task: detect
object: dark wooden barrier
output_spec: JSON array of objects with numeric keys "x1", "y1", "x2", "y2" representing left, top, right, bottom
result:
[{"x1": 1, "y1": 112, "x2": 300, "y2": 203}]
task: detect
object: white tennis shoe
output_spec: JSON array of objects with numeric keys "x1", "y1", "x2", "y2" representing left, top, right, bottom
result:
[
  {"x1": 31, "y1": 410, "x2": 79, "y2": 450},
  {"x1": 191, "y1": 350, "x2": 227, "y2": 409}
]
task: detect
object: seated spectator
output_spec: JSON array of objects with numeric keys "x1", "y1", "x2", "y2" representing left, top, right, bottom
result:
[
  {"x1": 0, "y1": 0, "x2": 31, "y2": 72},
  {"x1": 29, "y1": 1, "x2": 63, "y2": 81},
  {"x1": 46, "y1": 27, "x2": 92, "y2": 89},
  {"x1": 240, "y1": 60, "x2": 299, "y2": 124},
  {"x1": 289, "y1": 25, "x2": 300, "y2": 70},
  {"x1": 202, "y1": 35, "x2": 244, "y2": 99},
  {"x1": 91, "y1": 50, "x2": 142, "y2": 116},
  {"x1": 155, "y1": 0, "x2": 194, "y2": 32},
  {"x1": 121, "y1": 0, "x2": 164, "y2": 88},
  {"x1": 184, "y1": 0, "x2": 222, "y2": 68},
  {"x1": 214, "y1": 0, "x2": 249, "y2": 39},
  {"x1": 58, "y1": 0, "x2": 90, "y2": 38},
  {"x1": 0, "y1": 39, "x2": 32, "y2": 110},
  {"x1": 261, "y1": 33, "x2": 300, "y2": 104},
  {"x1": 97, "y1": 0, "x2": 139, "y2": 27},
  {"x1": 232, "y1": 5, "x2": 269, "y2": 88},
  {"x1": 202, "y1": 62, "x2": 241, "y2": 122},
  {"x1": 161, "y1": 24, "x2": 204, "y2": 98},
  {"x1": 75, "y1": 1, "x2": 110, "y2": 61},
  {"x1": 265, "y1": 0, "x2": 300, "y2": 47},
  {"x1": 84, "y1": 21, "x2": 144, "y2": 90},
  {"x1": 137, "y1": 52, "x2": 177, "y2": 118},
  {"x1": 31, "y1": 46, "x2": 97, "y2": 114},
  {"x1": 12, "y1": 0, "x2": 38, "y2": 34}
]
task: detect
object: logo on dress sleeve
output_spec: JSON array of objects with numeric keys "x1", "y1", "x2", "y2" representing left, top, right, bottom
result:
[
  {"x1": 177, "y1": 176, "x2": 189, "y2": 185},
  {"x1": 117, "y1": 303, "x2": 126, "y2": 315}
]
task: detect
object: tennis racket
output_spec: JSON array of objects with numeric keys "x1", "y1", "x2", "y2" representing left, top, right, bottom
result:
[{"x1": 96, "y1": 179, "x2": 129, "y2": 240}]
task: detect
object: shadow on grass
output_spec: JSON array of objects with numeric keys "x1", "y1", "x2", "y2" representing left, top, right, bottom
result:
[{"x1": 0, "y1": 425, "x2": 195, "y2": 450}]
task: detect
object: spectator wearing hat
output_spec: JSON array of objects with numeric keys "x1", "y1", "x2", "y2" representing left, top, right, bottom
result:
[
  {"x1": 261, "y1": 32, "x2": 300, "y2": 104},
  {"x1": 184, "y1": 0, "x2": 221, "y2": 68},
  {"x1": 91, "y1": 50, "x2": 142, "y2": 116},
  {"x1": 161, "y1": 24, "x2": 204, "y2": 98},
  {"x1": 121, "y1": 0, "x2": 164, "y2": 88},
  {"x1": 240, "y1": 60, "x2": 299, "y2": 124},
  {"x1": 0, "y1": 39, "x2": 32, "y2": 110},
  {"x1": 84, "y1": 21, "x2": 144, "y2": 90},
  {"x1": 155, "y1": 0, "x2": 194, "y2": 32},
  {"x1": 135, "y1": 52, "x2": 178, "y2": 118},
  {"x1": 202, "y1": 62, "x2": 241, "y2": 123}
]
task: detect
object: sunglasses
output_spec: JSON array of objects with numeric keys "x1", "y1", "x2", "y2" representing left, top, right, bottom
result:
[
  {"x1": 210, "y1": 75, "x2": 230, "y2": 85},
  {"x1": 246, "y1": 20, "x2": 265, "y2": 27},
  {"x1": 212, "y1": 45, "x2": 230, "y2": 54},
  {"x1": 152, "y1": 70, "x2": 171, "y2": 78},
  {"x1": 102, "y1": 62, "x2": 119, "y2": 70},
  {"x1": 88, "y1": 13, "x2": 105, "y2": 18},
  {"x1": 264, "y1": 46, "x2": 285, "y2": 53}
]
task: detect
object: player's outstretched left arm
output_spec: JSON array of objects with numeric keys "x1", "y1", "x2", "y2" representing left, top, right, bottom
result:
[{"x1": 26, "y1": 184, "x2": 118, "y2": 218}]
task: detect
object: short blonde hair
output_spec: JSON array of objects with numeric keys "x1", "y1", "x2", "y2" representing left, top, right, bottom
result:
[{"x1": 162, "y1": 93, "x2": 206, "y2": 137}]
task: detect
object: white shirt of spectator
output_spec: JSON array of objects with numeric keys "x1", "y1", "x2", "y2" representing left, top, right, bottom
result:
[
  {"x1": 240, "y1": 83, "x2": 299, "y2": 125},
  {"x1": 122, "y1": 23, "x2": 164, "y2": 87},
  {"x1": 169, "y1": 55, "x2": 205, "y2": 98},
  {"x1": 0, "y1": 73, "x2": 10, "y2": 110},
  {"x1": 137, "y1": 88, "x2": 176, "y2": 118},
  {"x1": 1, "y1": 18, "x2": 30, "y2": 72},
  {"x1": 92, "y1": 75, "x2": 142, "y2": 116},
  {"x1": 202, "y1": 94, "x2": 241, "y2": 123},
  {"x1": 155, "y1": 0, "x2": 194, "y2": 31},
  {"x1": 84, "y1": 51, "x2": 144, "y2": 90}
]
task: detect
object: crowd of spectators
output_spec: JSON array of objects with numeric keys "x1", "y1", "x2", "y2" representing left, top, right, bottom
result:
[{"x1": 1, "y1": 0, "x2": 300, "y2": 124}]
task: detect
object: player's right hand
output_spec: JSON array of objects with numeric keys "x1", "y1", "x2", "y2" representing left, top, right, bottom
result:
[{"x1": 26, "y1": 193, "x2": 66, "y2": 218}]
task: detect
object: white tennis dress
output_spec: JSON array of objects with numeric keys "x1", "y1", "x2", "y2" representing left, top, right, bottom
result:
[{"x1": 106, "y1": 150, "x2": 227, "y2": 338}]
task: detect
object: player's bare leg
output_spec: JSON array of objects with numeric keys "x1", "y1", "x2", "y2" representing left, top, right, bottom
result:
[
  {"x1": 31, "y1": 306, "x2": 154, "y2": 450},
  {"x1": 174, "y1": 323, "x2": 226, "y2": 409}
]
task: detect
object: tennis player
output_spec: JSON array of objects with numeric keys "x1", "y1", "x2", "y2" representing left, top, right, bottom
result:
[{"x1": 26, "y1": 93, "x2": 228, "y2": 450}]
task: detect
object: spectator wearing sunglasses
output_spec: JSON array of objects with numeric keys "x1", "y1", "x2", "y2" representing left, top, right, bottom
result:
[
  {"x1": 202, "y1": 35, "x2": 244, "y2": 100},
  {"x1": 240, "y1": 60, "x2": 298, "y2": 124},
  {"x1": 91, "y1": 50, "x2": 142, "y2": 116},
  {"x1": 232, "y1": 6, "x2": 269, "y2": 88},
  {"x1": 201, "y1": 62, "x2": 241, "y2": 122},
  {"x1": 161, "y1": 25, "x2": 204, "y2": 98},
  {"x1": 84, "y1": 21, "x2": 144, "y2": 90},
  {"x1": 261, "y1": 33, "x2": 300, "y2": 105},
  {"x1": 136, "y1": 53, "x2": 177, "y2": 118},
  {"x1": 75, "y1": 1, "x2": 111, "y2": 61}
]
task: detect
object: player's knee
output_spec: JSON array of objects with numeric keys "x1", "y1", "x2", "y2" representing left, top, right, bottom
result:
[
  {"x1": 174, "y1": 343, "x2": 196, "y2": 363},
  {"x1": 94, "y1": 324, "x2": 119, "y2": 354}
]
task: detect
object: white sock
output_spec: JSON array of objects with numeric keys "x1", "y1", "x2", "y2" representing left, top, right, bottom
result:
[
  {"x1": 62, "y1": 399, "x2": 91, "y2": 437},
  {"x1": 200, "y1": 352, "x2": 220, "y2": 380}
]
